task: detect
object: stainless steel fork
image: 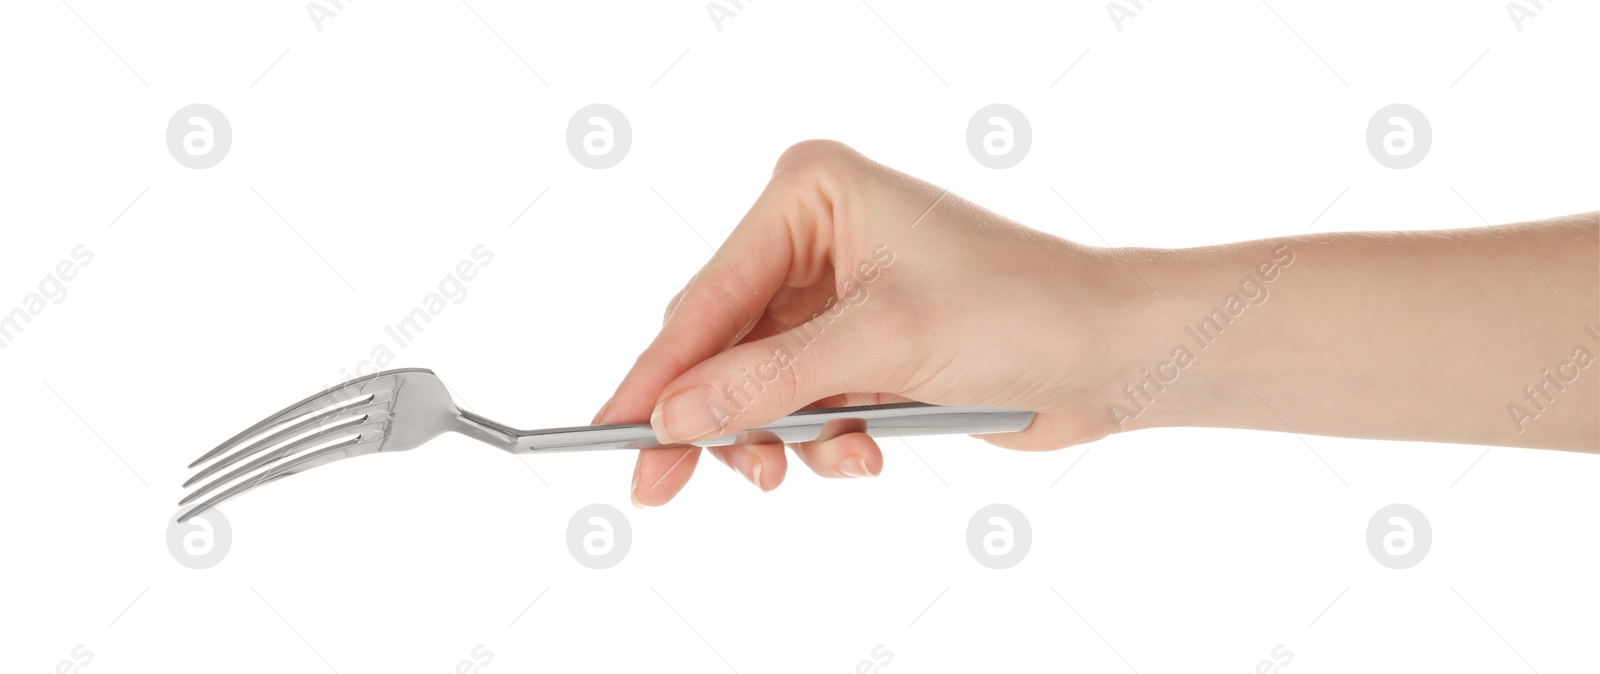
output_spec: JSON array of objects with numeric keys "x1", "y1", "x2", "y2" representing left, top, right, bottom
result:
[{"x1": 178, "y1": 368, "x2": 1035, "y2": 522}]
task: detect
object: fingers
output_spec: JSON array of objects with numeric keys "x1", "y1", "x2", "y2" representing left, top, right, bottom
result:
[
  {"x1": 633, "y1": 318, "x2": 896, "y2": 502},
  {"x1": 605, "y1": 146, "x2": 852, "y2": 506},
  {"x1": 790, "y1": 418, "x2": 883, "y2": 479},
  {"x1": 630, "y1": 446, "x2": 702, "y2": 508},
  {"x1": 647, "y1": 314, "x2": 898, "y2": 445},
  {"x1": 605, "y1": 146, "x2": 857, "y2": 432},
  {"x1": 707, "y1": 442, "x2": 788, "y2": 491},
  {"x1": 604, "y1": 194, "x2": 798, "y2": 428}
]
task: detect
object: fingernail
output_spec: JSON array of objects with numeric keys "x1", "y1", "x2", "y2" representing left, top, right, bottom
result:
[
  {"x1": 591, "y1": 398, "x2": 612, "y2": 425},
  {"x1": 838, "y1": 455, "x2": 874, "y2": 478},
  {"x1": 651, "y1": 385, "x2": 720, "y2": 444},
  {"x1": 725, "y1": 448, "x2": 766, "y2": 491},
  {"x1": 753, "y1": 463, "x2": 766, "y2": 491}
]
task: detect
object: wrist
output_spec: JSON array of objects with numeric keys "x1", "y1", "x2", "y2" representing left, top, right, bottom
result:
[{"x1": 1093, "y1": 241, "x2": 1300, "y2": 434}]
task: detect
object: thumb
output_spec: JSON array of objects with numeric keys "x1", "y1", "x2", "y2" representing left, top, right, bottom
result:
[{"x1": 648, "y1": 318, "x2": 887, "y2": 444}]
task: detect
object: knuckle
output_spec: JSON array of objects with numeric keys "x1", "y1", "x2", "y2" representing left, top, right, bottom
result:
[
  {"x1": 773, "y1": 139, "x2": 857, "y2": 178},
  {"x1": 661, "y1": 286, "x2": 688, "y2": 326},
  {"x1": 660, "y1": 273, "x2": 690, "y2": 327},
  {"x1": 639, "y1": 339, "x2": 696, "y2": 378},
  {"x1": 695, "y1": 277, "x2": 750, "y2": 331}
]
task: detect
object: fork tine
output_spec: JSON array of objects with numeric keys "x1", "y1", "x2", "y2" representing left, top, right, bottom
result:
[
  {"x1": 182, "y1": 400, "x2": 391, "y2": 488},
  {"x1": 180, "y1": 418, "x2": 390, "y2": 507},
  {"x1": 176, "y1": 434, "x2": 387, "y2": 524},
  {"x1": 187, "y1": 371, "x2": 403, "y2": 469}
]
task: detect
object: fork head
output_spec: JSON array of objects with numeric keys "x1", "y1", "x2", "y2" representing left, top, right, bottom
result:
[{"x1": 178, "y1": 368, "x2": 461, "y2": 523}]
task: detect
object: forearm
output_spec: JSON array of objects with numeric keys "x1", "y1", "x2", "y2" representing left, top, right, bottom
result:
[{"x1": 1103, "y1": 213, "x2": 1599, "y2": 451}]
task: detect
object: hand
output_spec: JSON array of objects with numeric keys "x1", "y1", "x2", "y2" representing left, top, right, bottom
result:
[
  {"x1": 592, "y1": 140, "x2": 1144, "y2": 506},
  {"x1": 596, "y1": 141, "x2": 1600, "y2": 507}
]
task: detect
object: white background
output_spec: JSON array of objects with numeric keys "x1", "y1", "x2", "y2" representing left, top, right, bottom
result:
[{"x1": 3, "y1": 0, "x2": 1598, "y2": 672}]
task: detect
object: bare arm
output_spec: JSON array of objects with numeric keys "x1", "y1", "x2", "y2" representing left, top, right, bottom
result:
[
  {"x1": 1109, "y1": 214, "x2": 1599, "y2": 451},
  {"x1": 595, "y1": 142, "x2": 1598, "y2": 505}
]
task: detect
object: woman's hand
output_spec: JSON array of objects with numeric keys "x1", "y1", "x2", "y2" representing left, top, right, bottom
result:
[
  {"x1": 595, "y1": 140, "x2": 1600, "y2": 507},
  {"x1": 592, "y1": 140, "x2": 1144, "y2": 506}
]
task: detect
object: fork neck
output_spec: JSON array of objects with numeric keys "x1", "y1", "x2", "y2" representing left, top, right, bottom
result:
[
  {"x1": 454, "y1": 410, "x2": 521, "y2": 452},
  {"x1": 453, "y1": 411, "x2": 671, "y2": 453}
]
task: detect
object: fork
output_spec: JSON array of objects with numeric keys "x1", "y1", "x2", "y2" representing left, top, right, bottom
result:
[{"x1": 178, "y1": 368, "x2": 1036, "y2": 522}]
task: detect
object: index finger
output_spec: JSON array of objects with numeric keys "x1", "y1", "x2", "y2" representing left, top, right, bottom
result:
[{"x1": 599, "y1": 151, "x2": 842, "y2": 505}]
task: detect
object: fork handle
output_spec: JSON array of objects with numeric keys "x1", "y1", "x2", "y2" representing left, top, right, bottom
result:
[{"x1": 507, "y1": 402, "x2": 1036, "y2": 453}]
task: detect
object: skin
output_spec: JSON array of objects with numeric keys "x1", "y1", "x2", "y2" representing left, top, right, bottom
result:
[{"x1": 593, "y1": 140, "x2": 1600, "y2": 507}]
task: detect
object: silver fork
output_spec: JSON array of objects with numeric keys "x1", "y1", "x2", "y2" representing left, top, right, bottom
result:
[{"x1": 178, "y1": 368, "x2": 1035, "y2": 522}]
